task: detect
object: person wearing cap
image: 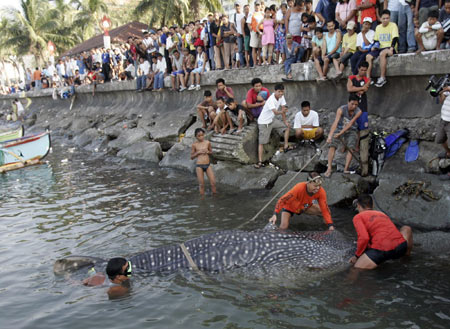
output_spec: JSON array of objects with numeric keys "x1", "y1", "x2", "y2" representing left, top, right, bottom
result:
[
  {"x1": 268, "y1": 172, "x2": 335, "y2": 231},
  {"x1": 337, "y1": 20, "x2": 357, "y2": 74},
  {"x1": 349, "y1": 194, "x2": 413, "y2": 269},
  {"x1": 350, "y1": 17, "x2": 376, "y2": 74},
  {"x1": 282, "y1": 33, "x2": 301, "y2": 79},
  {"x1": 356, "y1": 0, "x2": 378, "y2": 31}
]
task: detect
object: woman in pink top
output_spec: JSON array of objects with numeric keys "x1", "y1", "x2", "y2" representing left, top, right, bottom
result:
[
  {"x1": 336, "y1": 0, "x2": 357, "y2": 31},
  {"x1": 261, "y1": 8, "x2": 275, "y2": 65}
]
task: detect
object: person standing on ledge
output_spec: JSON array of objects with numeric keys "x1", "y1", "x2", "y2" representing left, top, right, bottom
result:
[
  {"x1": 269, "y1": 172, "x2": 335, "y2": 231},
  {"x1": 349, "y1": 194, "x2": 413, "y2": 269}
]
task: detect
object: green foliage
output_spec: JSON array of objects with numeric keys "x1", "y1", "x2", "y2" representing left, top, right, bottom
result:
[{"x1": 0, "y1": 0, "x2": 223, "y2": 60}]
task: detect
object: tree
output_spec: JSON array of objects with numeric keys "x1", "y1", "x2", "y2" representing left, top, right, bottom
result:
[
  {"x1": 1, "y1": 0, "x2": 80, "y2": 65},
  {"x1": 71, "y1": 0, "x2": 109, "y2": 40}
]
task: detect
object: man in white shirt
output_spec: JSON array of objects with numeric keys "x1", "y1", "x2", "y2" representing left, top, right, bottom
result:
[
  {"x1": 436, "y1": 85, "x2": 450, "y2": 180},
  {"x1": 136, "y1": 57, "x2": 150, "y2": 91},
  {"x1": 255, "y1": 83, "x2": 290, "y2": 168},
  {"x1": 154, "y1": 53, "x2": 167, "y2": 91},
  {"x1": 233, "y1": 2, "x2": 246, "y2": 65},
  {"x1": 415, "y1": 10, "x2": 444, "y2": 52},
  {"x1": 350, "y1": 17, "x2": 375, "y2": 74},
  {"x1": 294, "y1": 101, "x2": 323, "y2": 143}
]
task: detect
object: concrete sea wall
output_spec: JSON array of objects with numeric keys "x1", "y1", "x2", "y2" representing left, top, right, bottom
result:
[{"x1": 0, "y1": 50, "x2": 449, "y2": 230}]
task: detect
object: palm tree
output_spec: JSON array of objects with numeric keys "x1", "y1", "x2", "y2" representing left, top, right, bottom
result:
[
  {"x1": 1, "y1": 0, "x2": 80, "y2": 65},
  {"x1": 71, "y1": 0, "x2": 109, "y2": 40},
  {"x1": 135, "y1": 0, "x2": 222, "y2": 26}
]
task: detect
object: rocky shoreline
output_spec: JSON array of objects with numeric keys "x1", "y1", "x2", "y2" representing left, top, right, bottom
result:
[{"x1": 0, "y1": 50, "x2": 448, "y2": 231}]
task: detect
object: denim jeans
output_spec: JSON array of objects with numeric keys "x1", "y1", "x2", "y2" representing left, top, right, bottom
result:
[
  {"x1": 398, "y1": 4, "x2": 416, "y2": 53},
  {"x1": 154, "y1": 72, "x2": 164, "y2": 89},
  {"x1": 237, "y1": 36, "x2": 245, "y2": 66},
  {"x1": 284, "y1": 56, "x2": 297, "y2": 75},
  {"x1": 136, "y1": 75, "x2": 146, "y2": 90},
  {"x1": 350, "y1": 50, "x2": 369, "y2": 75},
  {"x1": 208, "y1": 47, "x2": 215, "y2": 70},
  {"x1": 390, "y1": 11, "x2": 399, "y2": 26}
]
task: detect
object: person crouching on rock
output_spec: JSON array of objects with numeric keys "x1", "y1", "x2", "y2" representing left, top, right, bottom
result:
[
  {"x1": 268, "y1": 172, "x2": 335, "y2": 231},
  {"x1": 349, "y1": 194, "x2": 413, "y2": 270},
  {"x1": 191, "y1": 128, "x2": 217, "y2": 196}
]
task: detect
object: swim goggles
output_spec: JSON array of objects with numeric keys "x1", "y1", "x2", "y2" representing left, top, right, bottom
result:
[
  {"x1": 307, "y1": 175, "x2": 323, "y2": 186},
  {"x1": 124, "y1": 261, "x2": 132, "y2": 277}
]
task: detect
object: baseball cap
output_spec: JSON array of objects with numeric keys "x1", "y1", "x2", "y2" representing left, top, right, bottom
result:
[
  {"x1": 363, "y1": 17, "x2": 373, "y2": 24},
  {"x1": 286, "y1": 33, "x2": 293, "y2": 39},
  {"x1": 254, "y1": 1, "x2": 261, "y2": 5},
  {"x1": 235, "y1": 2, "x2": 240, "y2": 6},
  {"x1": 346, "y1": 21, "x2": 356, "y2": 30}
]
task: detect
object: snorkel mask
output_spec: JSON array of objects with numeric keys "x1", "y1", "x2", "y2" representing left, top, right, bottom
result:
[
  {"x1": 124, "y1": 261, "x2": 132, "y2": 277},
  {"x1": 307, "y1": 175, "x2": 323, "y2": 186}
]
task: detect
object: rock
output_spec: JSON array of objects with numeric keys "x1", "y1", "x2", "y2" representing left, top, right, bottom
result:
[
  {"x1": 271, "y1": 144, "x2": 322, "y2": 171},
  {"x1": 213, "y1": 161, "x2": 281, "y2": 190},
  {"x1": 117, "y1": 141, "x2": 162, "y2": 162},
  {"x1": 373, "y1": 172, "x2": 450, "y2": 230},
  {"x1": 159, "y1": 142, "x2": 196, "y2": 173},
  {"x1": 271, "y1": 171, "x2": 359, "y2": 206},
  {"x1": 70, "y1": 117, "x2": 94, "y2": 133},
  {"x1": 107, "y1": 128, "x2": 150, "y2": 150},
  {"x1": 74, "y1": 128, "x2": 99, "y2": 147}
]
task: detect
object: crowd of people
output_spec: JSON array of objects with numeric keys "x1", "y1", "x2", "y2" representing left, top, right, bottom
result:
[{"x1": 1, "y1": 0, "x2": 449, "y2": 95}]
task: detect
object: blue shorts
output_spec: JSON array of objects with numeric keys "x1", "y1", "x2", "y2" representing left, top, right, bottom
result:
[
  {"x1": 171, "y1": 70, "x2": 184, "y2": 76},
  {"x1": 368, "y1": 47, "x2": 395, "y2": 58},
  {"x1": 192, "y1": 67, "x2": 206, "y2": 74}
]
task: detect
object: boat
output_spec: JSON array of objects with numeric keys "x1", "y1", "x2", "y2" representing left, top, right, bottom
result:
[
  {"x1": 0, "y1": 126, "x2": 24, "y2": 143},
  {"x1": 0, "y1": 131, "x2": 51, "y2": 173}
]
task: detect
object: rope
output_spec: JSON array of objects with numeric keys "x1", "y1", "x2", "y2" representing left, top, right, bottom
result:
[
  {"x1": 179, "y1": 242, "x2": 200, "y2": 272},
  {"x1": 0, "y1": 148, "x2": 25, "y2": 163},
  {"x1": 236, "y1": 143, "x2": 328, "y2": 229}
]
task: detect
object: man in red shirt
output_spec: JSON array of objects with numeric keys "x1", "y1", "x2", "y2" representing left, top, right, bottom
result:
[
  {"x1": 350, "y1": 194, "x2": 413, "y2": 269},
  {"x1": 269, "y1": 172, "x2": 335, "y2": 230},
  {"x1": 241, "y1": 77, "x2": 270, "y2": 121}
]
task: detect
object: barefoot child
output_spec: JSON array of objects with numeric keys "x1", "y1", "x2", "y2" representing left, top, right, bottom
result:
[{"x1": 191, "y1": 128, "x2": 217, "y2": 195}]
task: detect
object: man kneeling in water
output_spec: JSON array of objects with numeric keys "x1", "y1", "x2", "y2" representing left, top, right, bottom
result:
[{"x1": 349, "y1": 194, "x2": 413, "y2": 269}]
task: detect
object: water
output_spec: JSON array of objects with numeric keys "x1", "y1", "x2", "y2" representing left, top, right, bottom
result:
[{"x1": 1, "y1": 142, "x2": 449, "y2": 329}]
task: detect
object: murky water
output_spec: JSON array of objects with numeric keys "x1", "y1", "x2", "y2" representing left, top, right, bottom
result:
[{"x1": 0, "y1": 141, "x2": 449, "y2": 329}]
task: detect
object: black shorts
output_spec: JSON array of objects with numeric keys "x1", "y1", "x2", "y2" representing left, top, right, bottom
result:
[{"x1": 365, "y1": 241, "x2": 407, "y2": 265}]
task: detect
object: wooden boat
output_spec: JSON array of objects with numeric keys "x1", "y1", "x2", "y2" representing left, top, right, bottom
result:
[
  {"x1": 0, "y1": 126, "x2": 24, "y2": 143},
  {"x1": 0, "y1": 131, "x2": 51, "y2": 173}
]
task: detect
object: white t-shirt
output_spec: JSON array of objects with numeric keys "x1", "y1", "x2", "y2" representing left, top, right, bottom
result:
[
  {"x1": 258, "y1": 94, "x2": 287, "y2": 125},
  {"x1": 139, "y1": 60, "x2": 150, "y2": 75},
  {"x1": 442, "y1": 92, "x2": 450, "y2": 122},
  {"x1": 233, "y1": 12, "x2": 245, "y2": 34},
  {"x1": 293, "y1": 110, "x2": 320, "y2": 130},
  {"x1": 156, "y1": 58, "x2": 167, "y2": 73},
  {"x1": 356, "y1": 29, "x2": 375, "y2": 49},
  {"x1": 15, "y1": 101, "x2": 25, "y2": 116}
]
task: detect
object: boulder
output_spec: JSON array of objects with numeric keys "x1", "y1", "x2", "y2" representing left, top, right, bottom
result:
[
  {"x1": 74, "y1": 128, "x2": 99, "y2": 147},
  {"x1": 373, "y1": 172, "x2": 450, "y2": 230},
  {"x1": 159, "y1": 142, "x2": 196, "y2": 173},
  {"x1": 70, "y1": 117, "x2": 94, "y2": 134},
  {"x1": 107, "y1": 128, "x2": 150, "y2": 150},
  {"x1": 271, "y1": 144, "x2": 322, "y2": 171},
  {"x1": 117, "y1": 141, "x2": 163, "y2": 162},
  {"x1": 213, "y1": 161, "x2": 281, "y2": 190}
]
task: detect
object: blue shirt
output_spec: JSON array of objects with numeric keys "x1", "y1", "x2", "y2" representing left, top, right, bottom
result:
[
  {"x1": 101, "y1": 53, "x2": 110, "y2": 64},
  {"x1": 315, "y1": 0, "x2": 337, "y2": 23},
  {"x1": 77, "y1": 59, "x2": 86, "y2": 74}
]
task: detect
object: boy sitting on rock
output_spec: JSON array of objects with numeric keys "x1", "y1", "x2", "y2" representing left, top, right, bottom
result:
[{"x1": 197, "y1": 90, "x2": 217, "y2": 130}]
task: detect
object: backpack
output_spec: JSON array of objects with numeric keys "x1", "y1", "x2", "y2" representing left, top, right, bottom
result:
[
  {"x1": 369, "y1": 131, "x2": 386, "y2": 176},
  {"x1": 384, "y1": 129, "x2": 409, "y2": 159}
]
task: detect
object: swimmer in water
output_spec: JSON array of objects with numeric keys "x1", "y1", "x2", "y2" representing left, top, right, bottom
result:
[
  {"x1": 82, "y1": 257, "x2": 131, "y2": 298},
  {"x1": 191, "y1": 127, "x2": 217, "y2": 196},
  {"x1": 268, "y1": 172, "x2": 335, "y2": 231}
]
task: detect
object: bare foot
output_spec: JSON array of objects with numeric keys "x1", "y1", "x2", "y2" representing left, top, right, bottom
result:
[{"x1": 324, "y1": 170, "x2": 332, "y2": 178}]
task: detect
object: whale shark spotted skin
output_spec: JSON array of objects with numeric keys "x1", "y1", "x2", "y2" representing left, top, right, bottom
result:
[
  {"x1": 54, "y1": 230, "x2": 355, "y2": 277},
  {"x1": 129, "y1": 230, "x2": 355, "y2": 274}
]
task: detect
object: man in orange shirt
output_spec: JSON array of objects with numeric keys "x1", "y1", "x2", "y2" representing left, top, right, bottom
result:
[
  {"x1": 269, "y1": 172, "x2": 335, "y2": 230},
  {"x1": 349, "y1": 194, "x2": 413, "y2": 269},
  {"x1": 32, "y1": 67, "x2": 42, "y2": 90}
]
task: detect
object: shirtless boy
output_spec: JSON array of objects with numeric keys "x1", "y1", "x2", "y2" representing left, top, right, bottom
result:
[{"x1": 191, "y1": 128, "x2": 217, "y2": 195}]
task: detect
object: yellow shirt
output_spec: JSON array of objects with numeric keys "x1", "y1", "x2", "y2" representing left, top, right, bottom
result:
[
  {"x1": 375, "y1": 22, "x2": 399, "y2": 49},
  {"x1": 342, "y1": 32, "x2": 357, "y2": 53}
]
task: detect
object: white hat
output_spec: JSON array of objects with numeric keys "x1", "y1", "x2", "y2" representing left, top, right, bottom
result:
[{"x1": 363, "y1": 17, "x2": 373, "y2": 24}]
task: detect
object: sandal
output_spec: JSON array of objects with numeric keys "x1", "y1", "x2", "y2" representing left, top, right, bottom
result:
[
  {"x1": 343, "y1": 170, "x2": 356, "y2": 175},
  {"x1": 283, "y1": 145, "x2": 295, "y2": 153},
  {"x1": 254, "y1": 162, "x2": 264, "y2": 169}
]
